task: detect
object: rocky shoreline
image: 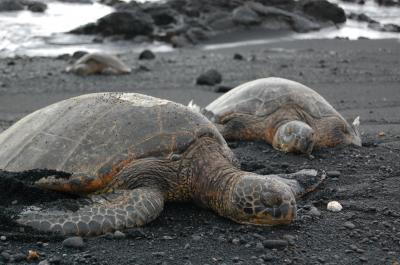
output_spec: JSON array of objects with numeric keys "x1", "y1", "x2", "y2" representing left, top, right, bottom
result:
[{"x1": 69, "y1": 0, "x2": 347, "y2": 47}]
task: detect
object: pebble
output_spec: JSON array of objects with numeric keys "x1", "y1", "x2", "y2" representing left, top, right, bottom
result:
[
  {"x1": 152, "y1": 252, "x2": 166, "y2": 257},
  {"x1": 327, "y1": 201, "x2": 343, "y2": 212},
  {"x1": 0, "y1": 236, "x2": 6, "y2": 241},
  {"x1": 196, "y1": 69, "x2": 222, "y2": 86},
  {"x1": 232, "y1": 238, "x2": 240, "y2": 245},
  {"x1": 282, "y1": 235, "x2": 296, "y2": 245},
  {"x1": 233, "y1": 53, "x2": 244, "y2": 60},
  {"x1": 113, "y1": 230, "x2": 126, "y2": 239},
  {"x1": 327, "y1": 170, "x2": 341, "y2": 177},
  {"x1": 308, "y1": 206, "x2": 321, "y2": 217},
  {"x1": 191, "y1": 235, "x2": 202, "y2": 241},
  {"x1": 162, "y1": 235, "x2": 174, "y2": 240},
  {"x1": 344, "y1": 221, "x2": 356, "y2": 229},
  {"x1": 38, "y1": 260, "x2": 50, "y2": 265},
  {"x1": 255, "y1": 242, "x2": 264, "y2": 249},
  {"x1": 139, "y1": 49, "x2": 156, "y2": 60},
  {"x1": 62, "y1": 236, "x2": 85, "y2": 249},
  {"x1": 263, "y1": 239, "x2": 288, "y2": 249}
]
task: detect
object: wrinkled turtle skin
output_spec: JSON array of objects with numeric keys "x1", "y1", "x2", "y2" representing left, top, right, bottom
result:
[
  {"x1": 65, "y1": 53, "x2": 131, "y2": 76},
  {"x1": 204, "y1": 77, "x2": 362, "y2": 154},
  {"x1": 0, "y1": 93, "x2": 324, "y2": 236}
]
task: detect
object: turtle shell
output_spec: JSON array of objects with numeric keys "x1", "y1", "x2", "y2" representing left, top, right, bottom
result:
[
  {"x1": 75, "y1": 53, "x2": 131, "y2": 73},
  {"x1": 205, "y1": 77, "x2": 341, "y2": 122},
  {"x1": 0, "y1": 93, "x2": 229, "y2": 176}
]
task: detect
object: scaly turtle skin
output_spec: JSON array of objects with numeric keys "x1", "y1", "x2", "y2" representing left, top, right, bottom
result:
[
  {"x1": 0, "y1": 93, "x2": 324, "y2": 236},
  {"x1": 204, "y1": 77, "x2": 362, "y2": 154},
  {"x1": 65, "y1": 53, "x2": 131, "y2": 76}
]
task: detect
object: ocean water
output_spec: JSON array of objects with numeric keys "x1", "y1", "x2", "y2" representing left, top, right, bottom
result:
[{"x1": 0, "y1": 0, "x2": 399, "y2": 57}]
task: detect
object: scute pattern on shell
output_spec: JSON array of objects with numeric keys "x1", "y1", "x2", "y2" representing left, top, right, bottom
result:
[
  {"x1": 205, "y1": 77, "x2": 340, "y2": 123},
  {"x1": 0, "y1": 92, "x2": 230, "y2": 178}
]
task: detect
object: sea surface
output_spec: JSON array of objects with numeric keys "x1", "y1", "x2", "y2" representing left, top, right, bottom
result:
[{"x1": 0, "y1": 0, "x2": 399, "y2": 57}]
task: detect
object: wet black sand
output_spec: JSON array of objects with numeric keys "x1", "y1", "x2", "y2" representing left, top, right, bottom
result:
[{"x1": 0, "y1": 38, "x2": 399, "y2": 264}]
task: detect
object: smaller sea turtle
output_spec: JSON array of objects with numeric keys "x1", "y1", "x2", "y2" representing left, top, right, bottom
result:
[
  {"x1": 200, "y1": 77, "x2": 361, "y2": 154},
  {"x1": 65, "y1": 53, "x2": 131, "y2": 76},
  {"x1": 0, "y1": 93, "x2": 324, "y2": 236}
]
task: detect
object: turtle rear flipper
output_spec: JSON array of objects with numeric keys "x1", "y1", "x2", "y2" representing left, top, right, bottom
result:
[
  {"x1": 17, "y1": 188, "x2": 164, "y2": 236},
  {"x1": 276, "y1": 169, "x2": 326, "y2": 198}
]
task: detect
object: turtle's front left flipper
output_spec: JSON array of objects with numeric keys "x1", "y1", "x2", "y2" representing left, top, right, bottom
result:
[
  {"x1": 275, "y1": 169, "x2": 326, "y2": 198},
  {"x1": 17, "y1": 188, "x2": 164, "y2": 236}
]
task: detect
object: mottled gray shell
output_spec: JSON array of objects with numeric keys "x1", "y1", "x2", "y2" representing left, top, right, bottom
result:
[
  {"x1": 205, "y1": 77, "x2": 341, "y2": 122},
  {"x1": 0, "y1": 93, "x2": 229, "y2": 177},
  {"x1": 69, "y1": 53, "x2": 131, "y2": 73}
]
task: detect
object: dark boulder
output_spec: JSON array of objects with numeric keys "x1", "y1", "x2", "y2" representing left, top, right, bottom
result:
[
  {"x1": 374, "y1": 0, "x2": 399, "y2": 6},
  {"x1": 144, "y1": 5, "x2": 178, "y2": 26},
  {"x1": 301, "y1": 0, "x2": 346, "y2": 24},
  {"x1": 196, "y1": 69, "x2": 222, "y2": 86},
  {"x1": 24, "y1": 1, "x2": 47, "y2": 12},
  {"x1": 247, "y1": 2, "x2": 320, "y2": 32},
  {"x1": 138, "y1": 50, "x2": 155, "y2": 60},
  {"x1": 347, "y1": 12, "x2": 377, "y2": 23},
  {"x1": 97, "y1": 11, "x2": 154, "y2": 37},
  {"x1": 0, "y1": 0, "x2": 24, "y2": 11},
  {"x1": 232, "y1": 5, "x2": 262, "y2": 26},
  {"x1": 70, "y1": 11, "x2": 154, "y2": 38}
]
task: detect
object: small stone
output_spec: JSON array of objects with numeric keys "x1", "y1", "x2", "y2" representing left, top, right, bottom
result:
[
  {"x1": 152, "y1": 252, "x2": 166, "y2": 257},
  {"x1": 327, "y1": 171, "x2": 341, "y2": 177},
  {"x1": 233, "y1": 53, "x2": 244, "y2": 60},
  {"x1": 191, "y1": 235, "x2": 202, "y2": 241},
  {"x1": 0, "y1": 236, "x2": 6, "y2": 241},
  {"x1": 196, "y1": 69, "x2": 222, "y2": 86},
  {"x1": 162, "y1": 235, "x2": 174, "y2": 240},
  {"x1": 62, "y1": 236, "x2": 85, "y2": 249},
  {"x1": 1, "y1": 251, "x2": 11, "y2": 261},
  {"x1": 113, "y1": 230, "x2": 126, "y2": 239},
  {"x1": 139, "y1": 49, "x2": 155, "y2": 60},
  {"x1": 72, "y1": 51, "x2": 88, "y2": 59},
  {"x1": 282, "y1": 235, "x2": 296, "y2": 245},
  {"x1": 38, "y1": 260, "x2": 50, "y2": 265},
  {"x1": 255, "y1": 242, "x2": 264, "y2": 249},
  {"x1": 308, "y1": 206, "x2": 321, "y2": 217},
  {"x1": 263, "y1": 239, "x2": 288, "y2": 249},
  {"x1": 11, "y1": 200, "x2": 17, "y2": 205},
  {"x1": 327, "y1": 201, "x2": 343, "y2": 212},
  {"x1": 184, "y1": 243, "x2": 190, "y2": 249},
  {"x1": 232, "y1": 238, "x2": 240, "y2": 245},
  {"x1": 359, "y1": 256, "x2": 368, "y2": 262},
  {"x1": 344, "y1": 221, "x2": 355, "y2": 229}
]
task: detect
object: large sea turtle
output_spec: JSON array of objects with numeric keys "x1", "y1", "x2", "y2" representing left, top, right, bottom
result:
[
  {"x1": 201, "y1": 77, "x2": 361, "y2": 155},
  {"x1": 65, "y1": 53, "x2": 131, "y2": 76},
  {"x1": 0, "y1": 93, "x2": 324, "y2": 236}
]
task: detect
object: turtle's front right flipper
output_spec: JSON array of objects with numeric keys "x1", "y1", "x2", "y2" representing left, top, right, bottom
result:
[
  {"x1": 17, "y1": 188, "x2": 164, "y2": 236},
  {"x1": 276, "y1": 169, "x2": 326, "y2": 198}
]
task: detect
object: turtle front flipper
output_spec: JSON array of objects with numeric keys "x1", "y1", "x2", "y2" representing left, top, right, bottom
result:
[
  {"x1": 275, "y1": 169, "x2": 326, "y2": 198},
  {"x1": 272, "y1": 121, "x2": 316, "y2": 154},
  {"x1": 17, "y1": 188, "x2": 164, "y2": 236},
  {"x1": 35, "y1": 173, "x2": 114, "y2": 195}
]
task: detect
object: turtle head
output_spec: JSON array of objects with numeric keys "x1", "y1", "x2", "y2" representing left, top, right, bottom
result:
[
  {"x1": 273, "y1": 121, "x2": 316, "y2": 154},
  {"x1": 228, "y1": 174, "x2": 297, "y2": 225},
  {"x1": 316, "y1": 116, "x2": 362, "y2": 148}
]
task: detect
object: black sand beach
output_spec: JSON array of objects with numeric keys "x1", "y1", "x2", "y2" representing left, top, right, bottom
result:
[{"x1": 0, "y1": 38, "x2": 400, "y2": 264}]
